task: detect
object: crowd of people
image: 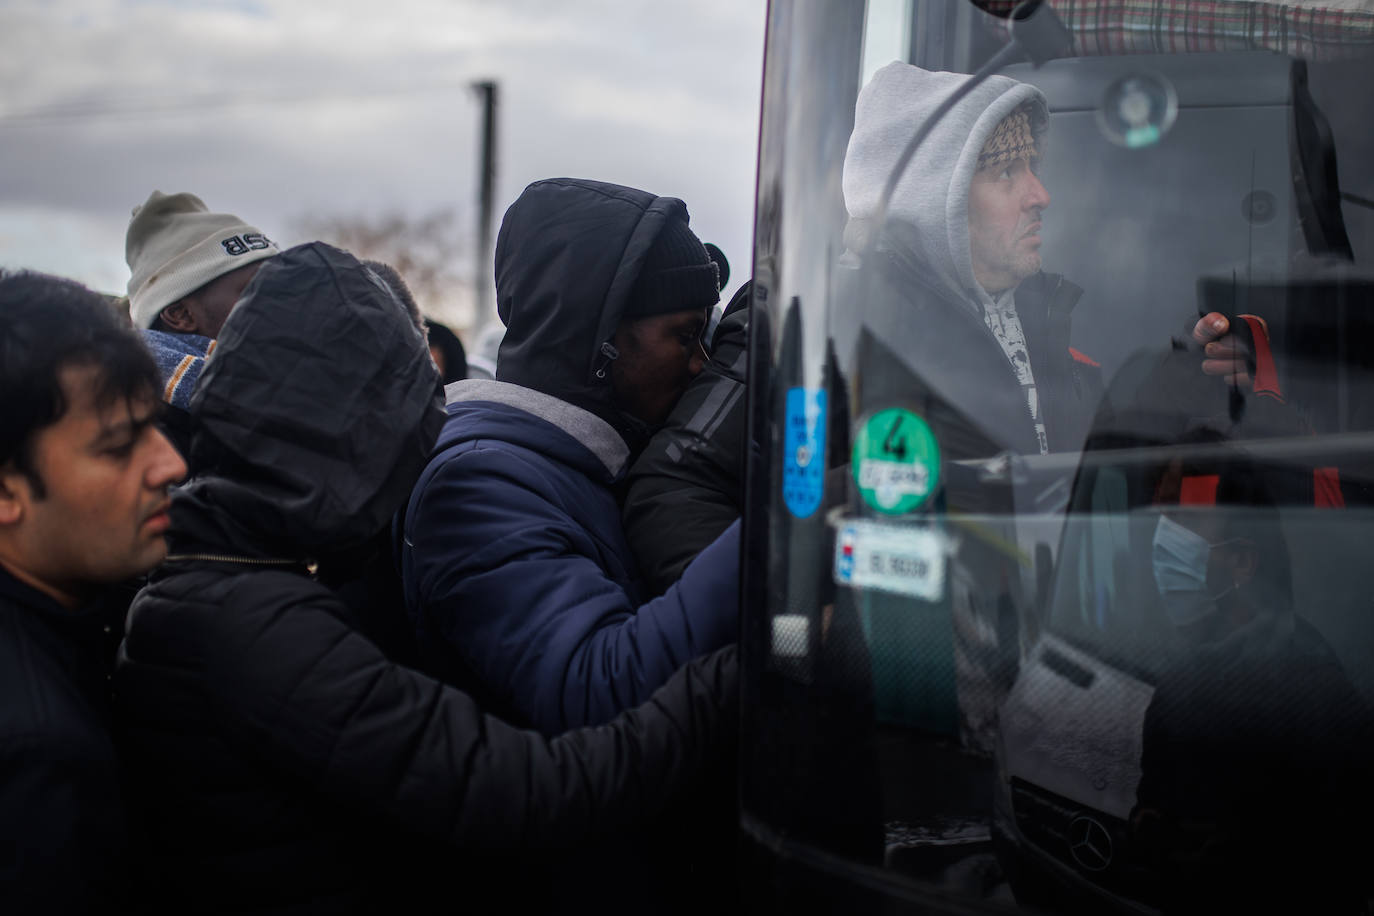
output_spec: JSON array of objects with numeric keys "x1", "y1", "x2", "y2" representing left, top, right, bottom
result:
[
  {"x1": 3, "y1": 175, "x2": 742, "y2": 913},
  {"x1": 2, "y1": 62, "x2": 1265, "y2": 914}
]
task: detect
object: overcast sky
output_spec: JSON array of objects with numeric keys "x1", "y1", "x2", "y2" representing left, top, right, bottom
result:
[{"x1": 0, "y1": 0, "x2": 766, "y2": 331}]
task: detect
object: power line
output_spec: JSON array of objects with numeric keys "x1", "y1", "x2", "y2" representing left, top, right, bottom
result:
[{"x1": 0, "y1": 79, "x2": 474, "y2": 128}]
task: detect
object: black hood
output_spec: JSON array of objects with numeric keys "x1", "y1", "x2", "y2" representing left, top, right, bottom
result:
[
  {"x1": 173, "y1": 242, "x2": 444, "y2": 558},
  {"x1": 494, "y1": 178, "x2": 695, "y2": 439}
]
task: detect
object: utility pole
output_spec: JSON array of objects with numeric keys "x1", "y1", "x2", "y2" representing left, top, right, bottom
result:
[{"x1": 471, "y1": 80, "x2": 499, "y2": 333}]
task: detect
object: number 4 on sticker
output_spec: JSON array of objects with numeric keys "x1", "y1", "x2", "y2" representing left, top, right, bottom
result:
[{"x1": 882, "y1": 415, "x2": 908, "y2": 459}]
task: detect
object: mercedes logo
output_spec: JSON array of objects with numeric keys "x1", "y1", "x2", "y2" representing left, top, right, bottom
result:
[{"x1": 1068, "y1": 815, "x2": 1113, "y2": 872}]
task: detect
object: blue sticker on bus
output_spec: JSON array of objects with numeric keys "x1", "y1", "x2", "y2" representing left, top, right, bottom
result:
[{"x1": 782, "y1": 387, "x2": 826, "y2": 518}]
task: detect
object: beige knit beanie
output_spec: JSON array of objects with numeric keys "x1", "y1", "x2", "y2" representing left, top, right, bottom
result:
[
  {"x1": 978, "y1": 104, "x2": 1038, "y2": 172},
  {"x1": 125, "y1": 191, "x2": 280, "y2": 329}
]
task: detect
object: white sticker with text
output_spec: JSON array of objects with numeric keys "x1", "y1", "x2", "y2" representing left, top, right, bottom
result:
[{"x1": 834, "y1": 519, "x2": 946, "y2": 601}]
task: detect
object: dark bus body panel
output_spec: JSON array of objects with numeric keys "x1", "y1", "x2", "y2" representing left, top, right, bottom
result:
[{"x1": 742, "y1": 1, "x2": 1374, "y2": 911}]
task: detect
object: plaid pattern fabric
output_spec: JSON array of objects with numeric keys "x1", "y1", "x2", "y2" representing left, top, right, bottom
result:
[
  {"x1": 978, "y1": 105, "x2": 1038, "y2": 170},
  {"x1": 979, "y1": 0, "x2": 1374, "y2": 59}
]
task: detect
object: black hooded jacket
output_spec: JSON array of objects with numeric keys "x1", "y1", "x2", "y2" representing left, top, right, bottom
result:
[
  {"x1": 400, "y1": 179, "x2": 739, "y2": 736},
  {"x1": 844, "y1": 252, "x2": 1105, "y2": 462},
  {"x1": 495, "y1": 177, "x2": 699, "y2": 451},
  {"x1": 115, "y1": 243, "x2": 737, "y2": 913}
]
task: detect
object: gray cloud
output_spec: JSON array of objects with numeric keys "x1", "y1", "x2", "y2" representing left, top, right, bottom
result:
[{"x1": 0, "y1": 0, "x2": 765, "y2": 326}]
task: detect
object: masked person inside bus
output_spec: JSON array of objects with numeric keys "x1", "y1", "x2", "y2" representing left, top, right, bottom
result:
[
  {"x1": 397, "y1": 178, "x2": 739, "y2": 737},
  {"x1": 1132, "y1": 438, "x2": 1374, "y2": 914},
  {"x1": 0, "y1": 270, "x2": 187, "y2": 913},
  {"x1": 115, "y1": 241, "x2": 737, "y2": 914},
  {"x1": 842, "y1": 63, "x2": 1249, "y2": 456}
]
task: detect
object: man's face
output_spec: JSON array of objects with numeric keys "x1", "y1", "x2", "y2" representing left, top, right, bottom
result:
[
  {"x1": 160, "y1": 261, "x2": 263, "y2": 338},
  {"x1": 610, "y1": 307, "x2": 709, "y2": 426},
  {"x1": 968, "y1": 156, "x2": 1051, "y2": 295},
  {"x1": 0, "y1": 365, "x2": 187, "y2": 606}
]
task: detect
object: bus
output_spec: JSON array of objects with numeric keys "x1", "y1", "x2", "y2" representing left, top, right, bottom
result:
[{"x1": 740, "y1": 1, "x2": 1374, "y2": 911}]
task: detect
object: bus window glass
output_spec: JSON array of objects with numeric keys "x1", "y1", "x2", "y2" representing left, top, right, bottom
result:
[{"x1": 743, "y1": 1, "x2": 1374, "y2": 911}]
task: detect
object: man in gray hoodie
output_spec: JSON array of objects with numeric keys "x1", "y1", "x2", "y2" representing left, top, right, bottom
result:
[
  {"x1": 843, "y1": 62, "x2": 1096, "y2": 455},
  {"x1": 842, "y1": 62, "x2": 1245, "y2": 456}
]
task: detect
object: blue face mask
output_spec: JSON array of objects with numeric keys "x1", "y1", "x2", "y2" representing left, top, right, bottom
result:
[{"x1": 1151, "y1": 514, "x2": 1236, "y2": 627}]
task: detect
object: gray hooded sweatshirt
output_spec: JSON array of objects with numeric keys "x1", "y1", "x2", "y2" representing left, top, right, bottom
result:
[
  {"x1": 843, "y1": 63, "x2": 1053, "y2": 451},
  {"x1": 842, "y1": 61, "x2": 1048, "y2": 313}
]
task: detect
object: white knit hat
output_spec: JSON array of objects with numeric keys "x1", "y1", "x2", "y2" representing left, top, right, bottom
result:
[{"x1": 125, "y1": 191, "x2": 280, "y2": 329}]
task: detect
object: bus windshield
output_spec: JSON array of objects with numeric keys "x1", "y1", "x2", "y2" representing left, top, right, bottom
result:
[{"x1": 743, "y1": 1, "x2": 1374, "y2": 912}]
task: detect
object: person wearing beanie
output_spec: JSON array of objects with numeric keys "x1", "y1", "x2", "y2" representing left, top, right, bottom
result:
[
  {"x1": 836, "y1": 63, "x2": 1276, "y2": 819},
  {"x1": 842, "y1": 62, "x2": 1252, "y2": 457},
  {"x1": 398, "y1": 178, "x2": 739, "y2": 906},
  {"x1": 401, "y1": 177, "x2": 732, "y2": 732},
  {"x1": 125, "y1": 191, "x2": 279, "y2": 337},
  {"x1": 840, "y1": 67, "x2": 1117, "y2": 795},
  {"x1": 842, "y1": 63, "x2": 1098, "y2": 457},
  {"x1": 124, "y1": 191, "x2": 280, "y2": 454},
  {"x1": 113, "y1": 241, "x2": 739, "y2": 913}
]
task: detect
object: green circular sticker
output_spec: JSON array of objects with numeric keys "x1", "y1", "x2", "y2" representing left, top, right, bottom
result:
[{"x1": 852, "y1": 408, "x2": 941, "y2": 514}]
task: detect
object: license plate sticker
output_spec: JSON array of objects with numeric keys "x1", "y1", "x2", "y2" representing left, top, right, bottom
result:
[{"x1": 834, "y1": 519, "x2": 946, "y2": 600}]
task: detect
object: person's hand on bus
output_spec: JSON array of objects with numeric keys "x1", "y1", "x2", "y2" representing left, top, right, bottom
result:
[{"x1": 1193, "y1": 312, "x2": 1252, "y2": 387}]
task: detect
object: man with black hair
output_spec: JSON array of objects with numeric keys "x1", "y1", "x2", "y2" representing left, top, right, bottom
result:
[
  {"x1": 622, "y1": 280, "x2": 751, "y2": 596},
  {"x1": 125, "y1": 191, "x2": 279, "y2": 339},
  {"x1": 0, "y1": 269, "x2": 187, "y2": 912},
  {"x1": 396, "y1": 181, "x2": 740, "y2": 909}
]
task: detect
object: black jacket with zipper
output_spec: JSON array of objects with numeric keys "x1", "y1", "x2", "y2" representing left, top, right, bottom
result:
[
  {"x1": 844, "y1": 252, "x2": 1106, "y2": 466},
  {"x1": 621, "y1": 282, "x2": 751, "y2": 596},
  {"x1": 115, "y1": 242, "x2": 738, "y2": 914}
]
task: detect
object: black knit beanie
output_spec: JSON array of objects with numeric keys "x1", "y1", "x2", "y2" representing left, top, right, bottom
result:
[{"x1": 622, "y1": 217, "x2": 720, "y2": 319}]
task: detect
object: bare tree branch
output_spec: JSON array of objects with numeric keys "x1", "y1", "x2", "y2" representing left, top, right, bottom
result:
[{"x1": 290, "y1": 208, "x2": 473, "y2": 332}]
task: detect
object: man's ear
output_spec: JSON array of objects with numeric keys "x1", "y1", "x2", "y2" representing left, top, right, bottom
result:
[
  {"x1": 159, "y1": 300, "x2": 198, "y2": 334},
  {"x1": 0, "y1": 468, "x2": 30, "y2": 527}
]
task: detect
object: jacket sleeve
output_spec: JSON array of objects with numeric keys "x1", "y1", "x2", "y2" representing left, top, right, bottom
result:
[
  {"x1": 406, "y1": 443, "x2": 739, "y2": 734},
  {"x1": 205, "y1": 576, "x2": 738, "y2": 851},
  {"x1": 622, "y1": 302, "x2": 749, "y2": 596}
]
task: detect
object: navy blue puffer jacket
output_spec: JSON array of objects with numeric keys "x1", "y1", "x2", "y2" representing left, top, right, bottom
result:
[{"x1": 399, "y1": 179, "x2": 740, "y2": 735}]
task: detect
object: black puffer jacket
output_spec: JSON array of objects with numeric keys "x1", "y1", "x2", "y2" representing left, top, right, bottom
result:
[
  {"x1": 116, "y1": 243, "x2": 737, "y2": 914},
  {"x1": 622, "y1": 282, "x2": 750, "y2": 595},
  {"x1": 843, "y1": 253, "x2": 1105, "y2": 462},
  {"x1": 496, "y1": 177, "x2": 712, "y2": 451}
]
